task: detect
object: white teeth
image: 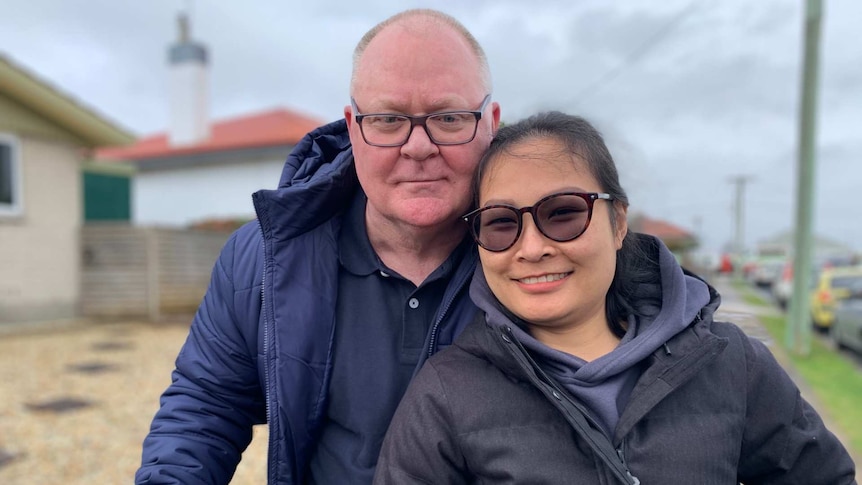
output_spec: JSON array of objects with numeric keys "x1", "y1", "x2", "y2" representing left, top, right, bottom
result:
[{"x1": 518, "y1": 273, "x2": 569, "y2": 284}]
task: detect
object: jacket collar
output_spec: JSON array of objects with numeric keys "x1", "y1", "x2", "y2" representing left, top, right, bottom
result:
[{"x1": 253, "y1": 119, "x2": 358, "y2": 243}]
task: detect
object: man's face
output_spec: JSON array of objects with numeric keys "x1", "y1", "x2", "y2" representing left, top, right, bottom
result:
[{"x1": 346, "y1": 23, "x2": 500, "y2": 231}]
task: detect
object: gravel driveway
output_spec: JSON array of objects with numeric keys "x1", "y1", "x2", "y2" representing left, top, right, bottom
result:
[{"x1": 0, "y1": 319, "x2": 267, "y2": 484}]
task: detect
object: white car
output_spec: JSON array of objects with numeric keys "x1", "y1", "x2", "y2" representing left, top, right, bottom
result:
[{"x1": 771, "y1": 262, "x2": 793, "y2": 310}]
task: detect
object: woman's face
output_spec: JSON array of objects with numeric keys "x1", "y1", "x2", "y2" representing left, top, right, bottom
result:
[{"x1": 477, "y1": 136, "x2": 627, "y2": 333}]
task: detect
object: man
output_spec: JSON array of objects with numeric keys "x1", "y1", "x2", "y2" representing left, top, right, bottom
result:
[{"x1": 135, "y1": 8, "x2": 500, "y2": 484}]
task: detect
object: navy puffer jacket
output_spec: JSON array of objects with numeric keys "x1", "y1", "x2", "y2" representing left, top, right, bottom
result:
[{"x1": 135, "y1": 119, "x2": 479, "y2": 484}]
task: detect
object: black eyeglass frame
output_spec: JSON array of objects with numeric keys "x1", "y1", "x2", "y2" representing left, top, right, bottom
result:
[
  {"x1": 350, "y1": 95, "x2": 492, "y2": 147},
  {"x1": 462, "y1": 192, "x2": 614, "y2": 252}
]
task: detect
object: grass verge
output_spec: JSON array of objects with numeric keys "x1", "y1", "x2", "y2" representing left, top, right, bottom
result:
[{"x1": 732, "y1": 280, "x2": 862, "y2": 460}]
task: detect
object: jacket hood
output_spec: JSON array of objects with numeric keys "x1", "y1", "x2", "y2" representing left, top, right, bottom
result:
[
  {"x1": 470, "y1": 234, "x2": 715, "y2": 384},
  {"x1": 252, "y1": 119, "x2": 358, "y2": 240}
]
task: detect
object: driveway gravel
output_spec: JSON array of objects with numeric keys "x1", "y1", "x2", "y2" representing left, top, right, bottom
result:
[{"x1": 0, "y1": 319, "x2": 267, "y2": 484}]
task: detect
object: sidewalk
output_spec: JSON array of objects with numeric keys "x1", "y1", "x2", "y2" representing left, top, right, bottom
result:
[{"x1": 710, "y1": 275, "x2": 779, "y2": 346}]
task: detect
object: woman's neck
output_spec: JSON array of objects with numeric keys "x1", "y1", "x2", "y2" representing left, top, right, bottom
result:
[{"x1": 529, "y1": 316, "x2": 622, "y2": 362}]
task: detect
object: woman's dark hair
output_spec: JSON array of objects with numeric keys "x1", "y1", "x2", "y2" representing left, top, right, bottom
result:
[{"x1": 473, "y1": 111, "x2": 660, "y2": 337}]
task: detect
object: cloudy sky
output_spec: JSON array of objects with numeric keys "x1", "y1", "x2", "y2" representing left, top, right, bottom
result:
[{"x1": 1, "y1": 0, "x2": 859, "y2": 254}]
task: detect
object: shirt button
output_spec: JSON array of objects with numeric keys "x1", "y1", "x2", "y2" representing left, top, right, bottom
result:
[
  {"x1": 379, "y1": 270, "x2": 390, "y2": 277},
  {"x1": 408, "y1": 298, "x2": 420, "y2": 309}
]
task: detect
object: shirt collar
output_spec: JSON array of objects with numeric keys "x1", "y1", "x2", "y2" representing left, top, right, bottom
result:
[
  {"x1": 339, "y1": 189, "x2": 382, "y2": 276},
  {"x1": 338, "y1": 189, "x2": 473, "y2": 282}
]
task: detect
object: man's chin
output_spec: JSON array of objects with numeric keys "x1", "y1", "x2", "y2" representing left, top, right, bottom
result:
[{"x1": 394, "y1": 201, "x2": 463, "y2": 228}]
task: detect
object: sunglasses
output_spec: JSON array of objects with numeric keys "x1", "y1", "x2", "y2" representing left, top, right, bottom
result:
[{"x1": 462, "y1": 192, "x2": 614, "y2": 252}]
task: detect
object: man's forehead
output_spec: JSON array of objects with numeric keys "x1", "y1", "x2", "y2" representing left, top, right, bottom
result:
[
  {"x1": 356, "y1": 94, "x2": 475, "y2": 113},
  {"x1": 350, "y1": 16, "x2": 486, "y2": 112},
  {"x1": 358, "y1": 20, "x2": 473, "y2": 69}
]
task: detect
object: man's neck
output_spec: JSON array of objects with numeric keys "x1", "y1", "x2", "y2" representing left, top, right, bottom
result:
[{"x1": 365, "y1": 213, "x2": 466, "y2": 286}]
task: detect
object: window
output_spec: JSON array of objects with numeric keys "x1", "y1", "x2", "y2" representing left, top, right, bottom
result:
[{"x1": 0, "y1": 133, "x2": 22, "y2": 217}]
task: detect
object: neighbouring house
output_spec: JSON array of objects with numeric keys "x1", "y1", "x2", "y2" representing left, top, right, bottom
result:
[
  {"x1": 629, "y1": 213, "x2": 698, "y2": 252},
  {"x1": 628, "y1": 212, "x2": 700, "y2": 267},
  {"x1": 78, "y1": 14, "x2": 325, "y2": 321},
  {"x1": 95, "y1": 14, "x2": 324, "y2": 228},
  {"x1": 756, "y1": 229, "x2": 857, "y2": 262},
  {"x1": 0, "y1": 53, "x2": 134, "y2": 323},
  {"x1": 96, "y1": 108, "x2": 324, "y2": 227}
]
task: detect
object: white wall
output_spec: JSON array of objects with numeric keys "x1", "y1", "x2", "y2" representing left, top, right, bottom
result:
[
  {"x1": 0, "y1": 136, "x2": 81, "y2": 322},
  {"x1": 133, "y1": 158, "x2": 285, "y2": 226}
]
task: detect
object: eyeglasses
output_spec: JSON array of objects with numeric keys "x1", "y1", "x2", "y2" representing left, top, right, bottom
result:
[
  {"x1": 350, "y1": 95, "x2": 491, "y2": 147},
  {"x1": 462, "y1": 192, "x2": 614, "y2": 252}
]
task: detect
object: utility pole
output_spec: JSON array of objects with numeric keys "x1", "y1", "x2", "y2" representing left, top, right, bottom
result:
[
  {"x1": 693, "y1": 215, "x2": 702, "y2": 246},
  {"x1": 728, "y1": 175, "x2": 753, "y2": 281},
  {"x1": 786, "y1": 0, "x2": 824, "y2": 356}
]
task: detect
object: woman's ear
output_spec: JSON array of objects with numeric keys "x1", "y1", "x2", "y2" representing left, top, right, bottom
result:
[{"x1": 614, "y1": 204, "x2": 628, "y2": 250}]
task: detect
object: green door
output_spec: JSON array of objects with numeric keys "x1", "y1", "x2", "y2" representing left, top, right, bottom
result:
[{"x1": 83, "y1": 171, "x2": 131, "y2": 221}]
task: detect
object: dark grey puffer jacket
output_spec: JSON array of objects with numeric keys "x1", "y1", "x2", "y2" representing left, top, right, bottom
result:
[{"x1": 373, "y1": 266, "x2": 856, "y2": 484}]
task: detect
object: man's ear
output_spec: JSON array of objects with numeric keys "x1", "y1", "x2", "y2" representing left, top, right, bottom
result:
[{"x1": 344, "y1": 105, "x2": 354, "y2": 129}]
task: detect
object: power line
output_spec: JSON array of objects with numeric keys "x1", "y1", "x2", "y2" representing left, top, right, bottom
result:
[{"x1": 570, "y1": 1, "x2": 702, "y2": 108}]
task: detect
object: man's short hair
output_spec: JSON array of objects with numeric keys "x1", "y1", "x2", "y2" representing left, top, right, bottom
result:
[{"x1": 350, "y1": 9, "x2": 492, "y2": 94}]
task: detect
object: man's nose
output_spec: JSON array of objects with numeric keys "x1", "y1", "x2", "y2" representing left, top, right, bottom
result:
[{"x1": 400, "y1": 124, "x2": 439, "y2": 160}]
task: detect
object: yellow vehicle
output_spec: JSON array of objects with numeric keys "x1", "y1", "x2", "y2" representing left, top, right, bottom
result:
[{"x1": 810, "y1": 266, "x2": 862, "y2": 331}]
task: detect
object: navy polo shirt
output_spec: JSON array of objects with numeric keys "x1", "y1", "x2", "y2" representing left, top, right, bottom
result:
[{"x1": 306, "y1": 190, "x2": 470, "y2": 484}]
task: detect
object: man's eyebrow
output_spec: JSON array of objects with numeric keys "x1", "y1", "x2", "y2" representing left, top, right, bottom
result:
[
  {"x1": 368, "y1": 98, "x2": 471, "y2": 114},
  {"x1": 426, "y1": 98, "x2": 475, "y2": 112}
]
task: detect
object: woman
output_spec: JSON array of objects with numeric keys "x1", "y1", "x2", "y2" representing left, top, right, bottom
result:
[{"x1": 373, "y1": 112, "x2": 856, "y2": 484}]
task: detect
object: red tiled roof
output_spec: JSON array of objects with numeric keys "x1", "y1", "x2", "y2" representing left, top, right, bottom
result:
[
  {"x1": 631, "y1": 215, "x2": 695, "y2": 243},
  {"x1": 96, "y1": 108, "x2": 325, "y2": 161}
]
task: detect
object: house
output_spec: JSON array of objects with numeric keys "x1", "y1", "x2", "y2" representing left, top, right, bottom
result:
[
  {"x1": 628, "y1": 213, "x2": 698, "y2": 253},
  {"x1": 756, "y1": 229, "x2": 856, "y2": 262},
  {"x1": 73, "y1": 14, "x2": 325, "y2": 321},
  {"x1": 627, "y1": 212, "x2": 703, "y2": 272},
  {"x1": 0, "y1": 53, "x2": 134, "y2": 323},
  {"x1": 96, "y1": 108, "x2": 324, "y2": 227},
  {"x1": 95, "y1": 14, "x2": 325, "y2": 227}
]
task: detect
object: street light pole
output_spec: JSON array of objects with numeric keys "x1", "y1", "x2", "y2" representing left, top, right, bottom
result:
[{"x1": 728, "y1": 175, "x2": 752, "y2": 281}]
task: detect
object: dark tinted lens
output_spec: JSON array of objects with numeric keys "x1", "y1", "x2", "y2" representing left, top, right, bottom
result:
[
  {"x1": 536, "y1": 194, "x2": 590, "y2": 241},
  {"x1": 473, "y1": 206, "x2": 520, "y2": 251}
]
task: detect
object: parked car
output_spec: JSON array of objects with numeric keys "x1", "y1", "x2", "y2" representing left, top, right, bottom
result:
[
  {"x1": 771, "y1": 261, "x2": 794, "y2": 310},
  {"x1": 749, "y1": 258, "x2": 786, "y2": 289},
  {"x1": 831, "y1": 281, "x2": 862, "y2": 354},
  {"x1": 810, "y1": 266, "x2": 862, "y2": 331},
  {"x1": 772, "y1": 255, "x2": 859, "y2": 311}
]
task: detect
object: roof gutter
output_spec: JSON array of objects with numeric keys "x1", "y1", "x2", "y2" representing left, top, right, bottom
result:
[{"x1": 0, "y1": 54, "x2": 135, "y2": 147}]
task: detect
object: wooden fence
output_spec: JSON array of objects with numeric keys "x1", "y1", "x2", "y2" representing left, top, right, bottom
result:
[{"x1": 80, "y1": 224, "x2": 233, "y2": 321}]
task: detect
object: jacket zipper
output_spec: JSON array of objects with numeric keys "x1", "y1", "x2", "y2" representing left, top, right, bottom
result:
[
  {"x1": 426, "y1": 252, "x2": 476, "y2": 357},
  {"x1": 260, "y1": 234, "x2": 277, "y2": 483},
  {"x1": 616, "y1": 442, "x2": 640, "y2": 485},
  {"x1": 502, "y1": 326, "x2": 639, "y2": 485}
]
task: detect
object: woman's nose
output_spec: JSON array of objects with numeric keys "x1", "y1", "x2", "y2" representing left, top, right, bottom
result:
[{"x1": 515, "y1": 215, "x2": 553, "y2": 261}]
